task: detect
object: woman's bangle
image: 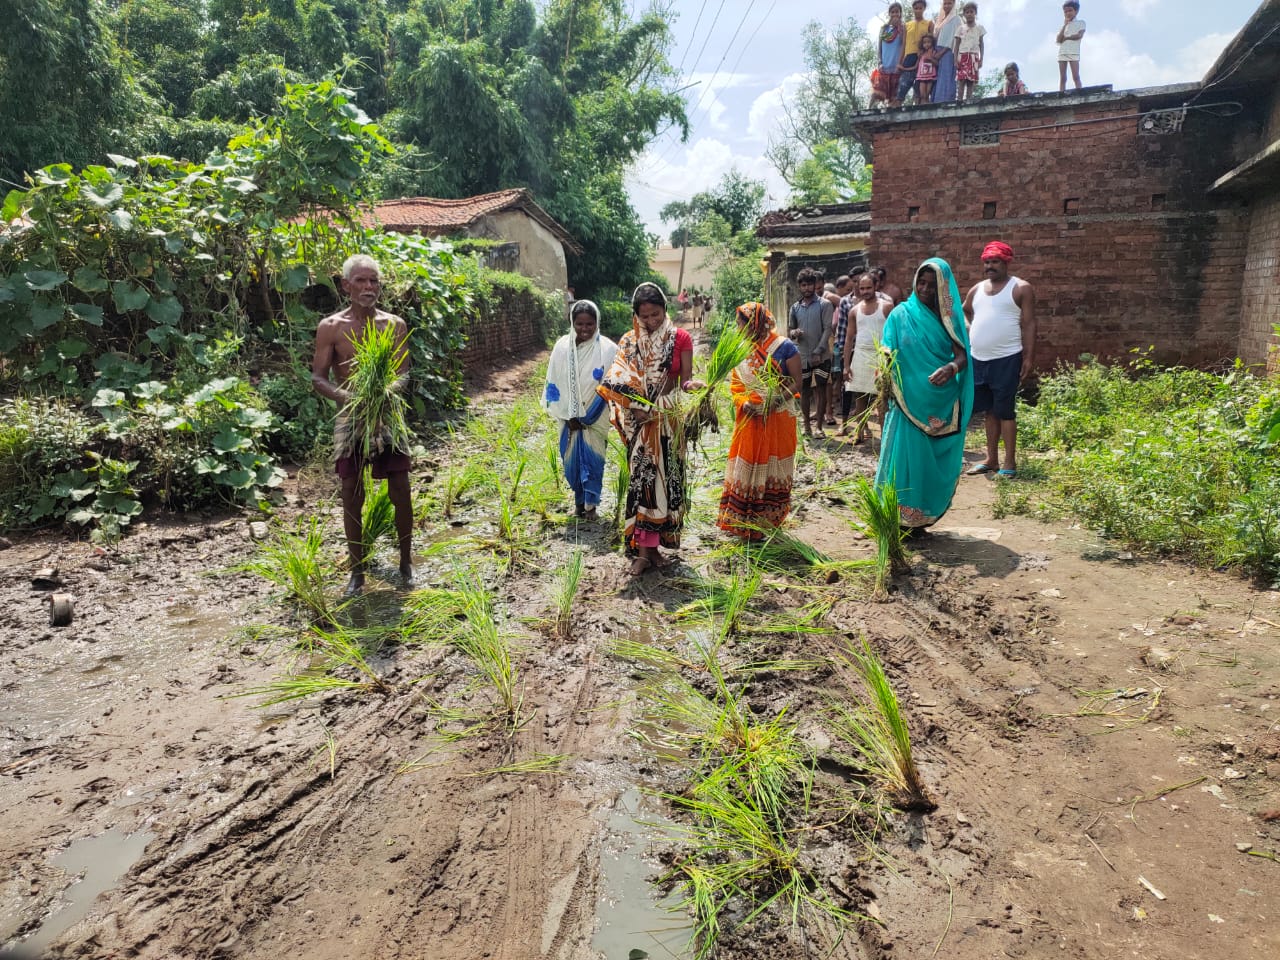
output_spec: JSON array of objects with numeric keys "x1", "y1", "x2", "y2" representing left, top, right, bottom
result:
[
  {"x1": 682, "y1": 380, "x2": 694, "y2": 391},
  {"x1": 947, "y1": 361, "x2": 958, "y2": 374}
]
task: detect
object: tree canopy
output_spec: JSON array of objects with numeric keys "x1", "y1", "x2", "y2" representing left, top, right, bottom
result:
[{"x1": 2, "y1": 0, "x2": 688, "y2": 294}]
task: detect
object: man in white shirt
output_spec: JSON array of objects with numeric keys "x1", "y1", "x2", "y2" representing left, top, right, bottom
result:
[{"x1": 962, "y1": 241, "x2": 1036, "y2": 478}]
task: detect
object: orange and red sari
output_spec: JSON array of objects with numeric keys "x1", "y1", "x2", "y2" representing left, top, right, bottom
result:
[{"x1": 717, "y1": 312, "x2": 800, "y2": 539}]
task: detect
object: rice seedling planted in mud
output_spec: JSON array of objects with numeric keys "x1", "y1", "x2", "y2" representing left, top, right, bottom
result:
[
  {"x1": 405, "y1": 568, "x2": 523, "y2": 728},
  {"x1": 344, "y1": 320, "x2": 411, "y2": 460},
  {"x1": 847, "y1": 476, "x2": 909, "y2": 599},
  {"x1": 826, "y1": 635, "x2": 933, "y2": 811},
  {"x1": 731, "y1": 525, "x2": 873, "y2": 584},
  {"x1": 361, "y1": 476, "x2": 395, "y2": 555},
  {"x1": 237, "y1": 623, "x2": 392, "y2": 705},
  {"x1": 551, "y1": 548, "x2": 584, "y2": 640},
  {"x1": 241, "y1": 515, "x2": 342, "y2": 622}
]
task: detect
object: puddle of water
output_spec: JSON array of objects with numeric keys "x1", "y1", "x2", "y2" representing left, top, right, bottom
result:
[
  {"x1": 0, "y1": 591, "x2": 238, "y2": 740},
  {"x1": 6, "y1": 828, "x2": 152, "y2": 957},
  {"x1": 592, "y1": 788, "x2": 693, "y2": 960}
]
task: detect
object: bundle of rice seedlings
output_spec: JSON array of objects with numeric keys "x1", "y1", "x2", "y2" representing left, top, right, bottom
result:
[
  {"x1": 673, "y1": 569, "x2": 761, "y2": 640},
  {"x1": 847, "y1": 476, "x2": 909, "y2": 599},
  {"x1": 361, "y1": 476, "x2": 395, "y2": 555},
  {"x1": 608, "y1": 432, "x2": 630, "y2": 545},
  {"x1": 448, "y1": 568, "x2": 523, "y2": 726},
  {"x1": 677, "y1": 320, "x2": 751, "y2": 449},
  {"x1": 825, "y1": 635, "x2": 933, "y2": 811},
  {"x1": 343, "y1": 321, "x2": 411, "y2": 460}
]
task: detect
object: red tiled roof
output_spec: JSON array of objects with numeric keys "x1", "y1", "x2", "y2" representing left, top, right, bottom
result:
[{"x1": 359, "y1": 188, "x2": 583, "y2": 255}]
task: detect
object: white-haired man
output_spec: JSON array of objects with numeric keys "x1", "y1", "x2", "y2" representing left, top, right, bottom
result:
[{"x1": 311, "y1": 254, "x2": 414, "y2": 595}]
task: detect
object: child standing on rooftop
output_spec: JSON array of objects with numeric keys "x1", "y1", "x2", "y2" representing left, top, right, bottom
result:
[
  {"x1": 874, "y1": 3, "x2": 907, "y2": 108},
  {"x1": 1057, "y1": 1, "x2": 1086, "y2": 92},
  {"x1": 915, "y1": 34, "x2": 939, "y2": 103},
  {"x1": 954, "y1": 2, "x2": 986, "y2": 102}
]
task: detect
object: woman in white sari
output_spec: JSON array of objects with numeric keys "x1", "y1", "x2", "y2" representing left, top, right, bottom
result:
[{"x1": 542, "y1": 300, "x2": 618, "y2": 519}]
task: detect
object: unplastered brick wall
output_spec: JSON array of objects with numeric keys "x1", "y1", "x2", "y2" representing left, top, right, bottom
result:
[
  {"x1": 866, "y1": 97, "x2": 1249, "y2": 371},
  {"x1": 460, "y1": 287, "x2": 551, "y2": 368},
  {"x1": 1237, "y1": 192, "x2": 1280, "y2": 373}
]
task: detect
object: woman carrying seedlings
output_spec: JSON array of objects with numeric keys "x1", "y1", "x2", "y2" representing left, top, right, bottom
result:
[
  {"x1": 598, "y1": 282, "x2": 703, "y2": 576},
  {"x1": 717, "y1": 302, "x2": 802, "y2": 539},
  {"x1": 542, "y1": 300, "x2": 619, "y2": 520},
  {"x1": 875, "y1": 258, "x2": 973, "y2": 534}
]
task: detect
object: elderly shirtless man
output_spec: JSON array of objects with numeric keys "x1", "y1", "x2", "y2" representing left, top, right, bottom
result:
[{"x1": 312, "y1": 254, "x2": 414, "y2": 596}]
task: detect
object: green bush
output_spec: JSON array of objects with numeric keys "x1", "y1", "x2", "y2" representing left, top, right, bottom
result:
[
  {"x1": 599, "y1": 300, "x2": 632, "y2": 340},
  {"x1": 1015, "y1": 359, "x2": 1280, "y2": 582},
  {"x1": 0, "y1": 398, "x2": 101, "y2": 530},
  {"x1": 257, "y1": 368, "x2": 331, "y2": 463}
]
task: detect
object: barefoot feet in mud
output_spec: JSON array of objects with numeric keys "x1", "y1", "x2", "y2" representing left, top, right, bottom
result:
[
  {"x1": 342, "y1": 573, "x2": 365, "y2": 598},
  {"x1": 396, "y1": 565, "x2": 417, "y2": 589}
]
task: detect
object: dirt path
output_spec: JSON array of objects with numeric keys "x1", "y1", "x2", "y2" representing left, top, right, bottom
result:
[{"x1": 2, "y1": 356, "x2": 1278, "y2": 960}]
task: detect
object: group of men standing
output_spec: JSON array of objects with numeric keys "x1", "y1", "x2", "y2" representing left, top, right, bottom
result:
[{"x1": 784, "y1": 242, "x2": 1036, "y2": 475}]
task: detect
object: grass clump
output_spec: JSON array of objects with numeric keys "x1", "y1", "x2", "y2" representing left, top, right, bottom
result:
[
  {"x1": 826, "y1": 635, "x2": 933, "y2": 812},
  {"x1": 239, "y1": 624, "x2": 391, "y2": 705},
  {"x1": 1015, "y1": 358, "x2": 1280, "y2": 582}
]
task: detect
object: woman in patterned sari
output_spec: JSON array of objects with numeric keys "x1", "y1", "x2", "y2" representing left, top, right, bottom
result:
[
  {"x1": 542, "y1": 299, "x2": 618, "y2": 520},
  {"x1": 875, "y1": 258, "x2": 973, "y2": 533},
  {"x1": 717, "y1": 303, "x2": 802, "y2": 539},
  {"x1": 598, "y1": 283, "x2": 702, "y2": 576}
]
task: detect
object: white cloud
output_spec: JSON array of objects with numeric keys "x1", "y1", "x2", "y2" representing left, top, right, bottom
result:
[
  {"x1": 684, "y1": 71, "x2": 756, "y2": 133},
  {"x1": 746, "y1": 72, "x2": 809, "y2": 143},
  {"x1": 1008, "y1": 28, "x2": 1237, "y2": 93},
  {"x1": 626, "y1": 137, "x2": 789, "y2": 235}
]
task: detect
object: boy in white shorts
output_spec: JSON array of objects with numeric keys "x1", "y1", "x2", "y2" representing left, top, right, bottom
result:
[{"x1": 1057, "y1": 1, "x2": 1085, "y2": 92}]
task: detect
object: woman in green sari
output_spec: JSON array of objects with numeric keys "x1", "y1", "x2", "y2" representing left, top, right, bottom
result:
[{"x1": 875, "y1": 258, "x2": 973, "y2": 532}]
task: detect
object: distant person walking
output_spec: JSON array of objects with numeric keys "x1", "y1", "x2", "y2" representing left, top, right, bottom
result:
[
  {"x1": 787, "y1": 267, "x2": 834, "y2": 437},
  {"x1": 1057, "y1": 1, "x2": 1086, "y2": 92},
  {"x1": 542, "y1": 300, "x2": 618, "y2": 521},
  {"x1": 932, "y1": 0, "x2": 961, "y2": 102},
  {"x1": 962, "y1": 241, "x2": 1036, "y2": 479}
]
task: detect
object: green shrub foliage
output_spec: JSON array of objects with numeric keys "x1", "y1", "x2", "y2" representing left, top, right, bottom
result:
[
  {"x1": 1015, "y1": 357, "x2": 1280, "y2": 582},
  {"x1": 0, "y1": 79, "x2": 475, "y2": 534}
]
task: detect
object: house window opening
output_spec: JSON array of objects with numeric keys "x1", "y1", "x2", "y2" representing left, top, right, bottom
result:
[
  {"x1": 982, "y1": 201, "x2": 997, "y2": 220},
  {"x1": 1063, "y1": 197, "x2": 1080, "y2": 215}
]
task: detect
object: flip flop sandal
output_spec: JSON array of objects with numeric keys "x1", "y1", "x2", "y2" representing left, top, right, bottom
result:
[
  {"x1": 965, "y1": 462, "x2": 995, "y2": 476},
  {"x1": 996, "y1": 469, "x2": 1018, "y2": 479}
]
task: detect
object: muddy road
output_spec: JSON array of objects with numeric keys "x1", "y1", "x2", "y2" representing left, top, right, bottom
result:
[{"x1": 3, "y1": 353, "x2": 1279, "y2": 960}]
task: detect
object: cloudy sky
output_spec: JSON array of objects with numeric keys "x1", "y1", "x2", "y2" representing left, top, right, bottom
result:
[{"x1": 626, "y1": 0, "x2": 1261, "y2": 240}]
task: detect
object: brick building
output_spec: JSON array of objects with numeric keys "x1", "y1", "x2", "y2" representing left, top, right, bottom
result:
[
  {"x1": 848, "y1": 0, "x2": 1280, "y2": 373},
  {"x1": 755, "y1": 201, "x2": 871, "y2": 322}
]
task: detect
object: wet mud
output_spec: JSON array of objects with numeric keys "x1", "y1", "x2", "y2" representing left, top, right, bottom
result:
[{"x1": 3, "y1": 354, "x2": 1279, "y2": 960}]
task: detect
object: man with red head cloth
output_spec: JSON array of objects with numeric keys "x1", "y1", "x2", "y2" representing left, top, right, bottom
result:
[{"x1": 962, "y1": 241, "x2": 1036, "y2": 478}]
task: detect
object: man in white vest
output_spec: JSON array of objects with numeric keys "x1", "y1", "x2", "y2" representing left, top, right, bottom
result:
[{"x1": 962, "y1": 241, "x2": 1036, "y2": 478}]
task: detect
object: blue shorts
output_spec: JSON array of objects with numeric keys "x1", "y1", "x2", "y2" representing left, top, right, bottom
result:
[{"x1": 972, "y1": 352, "x2": 1021, "y2": 420}]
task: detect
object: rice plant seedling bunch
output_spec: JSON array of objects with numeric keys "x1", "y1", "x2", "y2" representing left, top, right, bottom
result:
[
  {"x1": 826, "y1": 636, "x2": 933, "y2": 811},
  {"x1": 551, "y1": 549, "x2": 584, "y2": 640},
  {"x1": 361, "y1": 476, "x2": 396, "y2": 555},
  {"x1": 848, "y1": 477, "x2": 909, "y2": 598},
  {"x1": 344, "y1": 321, "x2": 411, "y2": 460},
  {"x1": 238, "y1": 624, "x2": 390, "y2": 705},
  {"x1": 449, "y1": 568, "x2": 522, "y2": 724},
  {"x1": 673, "y1": 569, "x2": 762, "y2": 640},
  {"x1": 241, "y1": 515, "x2": 340, "y2": 622}
]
